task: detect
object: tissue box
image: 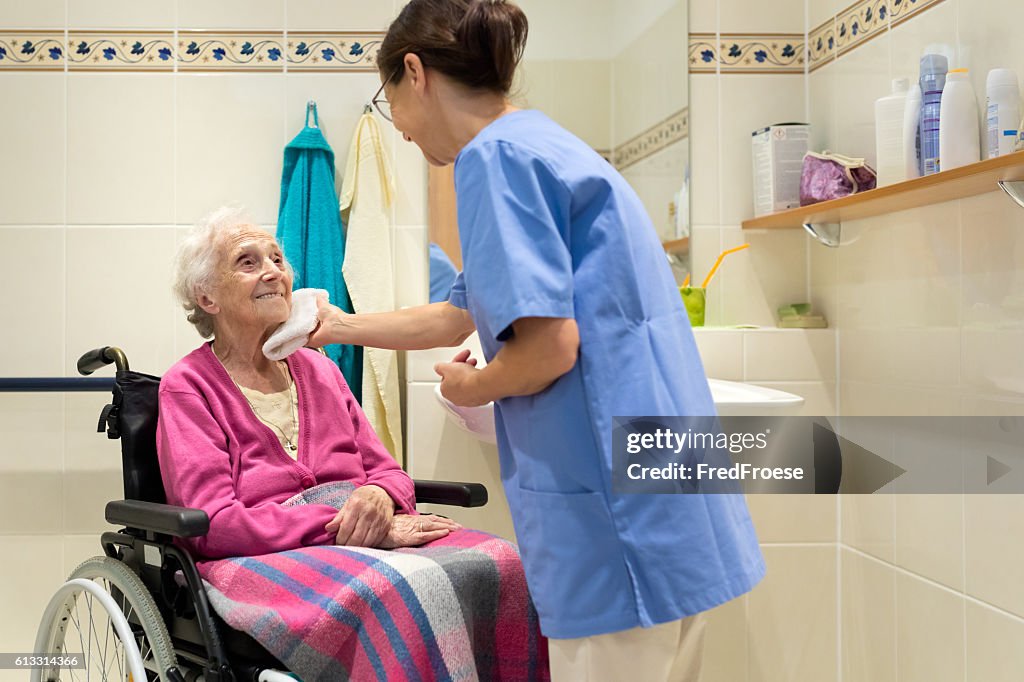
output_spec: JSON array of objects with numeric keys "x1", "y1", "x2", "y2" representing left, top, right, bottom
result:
[{"x1": 752, "y1": 123, "x2": 811, "y2": 217}]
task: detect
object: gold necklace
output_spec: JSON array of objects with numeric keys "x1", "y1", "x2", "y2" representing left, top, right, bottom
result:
[{"x1": 218, "y1": 348, "x2": 299, "y2": 452}]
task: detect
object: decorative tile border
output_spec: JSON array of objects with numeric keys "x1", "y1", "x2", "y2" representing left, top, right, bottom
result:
[
  {"x1": 690, "y1": 34, "x2": 804, "y2": 74},
  {"x1": 0, "y1": 32, "x2": 65, "y2": 70},
  {"x1": 286, "y1": 33, "x2": 381, "y2": 71},
  {"x1": 0, "y1": 30, "x2": 383, "y2": 71},
  {"x1": 69, "y1": 32, "x2": 174, "y2": 70},
  {"x1": 612, "y1": 108, "x2": 688, "y2": 171},
  {"x1": 809, "y1": 0, "x2": 947, "y2": 71}
]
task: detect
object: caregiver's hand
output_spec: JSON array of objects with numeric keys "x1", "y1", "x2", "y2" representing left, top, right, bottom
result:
[
  {"x1": 307, "y1": 292, "x2": 348, "y2": 348},
  {"x1": 379, "y1": 514, "x2": 462, "y2": 549},
  {"x1": 325, "y1": 485, "x2": 395, "y2": 547},
  {"x1": 434, "y1": 349, "x2": 483, "y2": 407}
]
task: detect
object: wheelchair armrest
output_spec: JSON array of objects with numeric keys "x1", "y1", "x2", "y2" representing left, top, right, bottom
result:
[
  {"x1": 413, "y1": 480, "x2": 488, "y2": 508},
  {"x1": 105, "y1": 499, "x2": 210, "y2": 538}
]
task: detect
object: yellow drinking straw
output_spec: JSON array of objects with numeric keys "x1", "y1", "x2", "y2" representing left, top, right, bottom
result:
[
  {"x1": 701, "y1": 243, "x2": 750, "y2": 289},
  {"x1": 682, "y1": 274, "x2": 691, "y2": 287}
]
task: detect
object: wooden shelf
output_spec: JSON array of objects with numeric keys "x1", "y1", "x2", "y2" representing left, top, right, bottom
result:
[
  {"x1": 662, "y1": 237, "x2": 690, "y2": 254},
  {"x1": 742, "y1": 150, "x2": 1024, "y2": 230}
]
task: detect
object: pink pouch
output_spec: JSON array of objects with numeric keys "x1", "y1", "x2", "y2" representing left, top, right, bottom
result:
[{"x1": 799, "y1": 151, "x2": 877, "y2": 206}]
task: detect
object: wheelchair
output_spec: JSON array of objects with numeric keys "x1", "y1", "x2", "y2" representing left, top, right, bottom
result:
[{"x1": 32, "y1": 347, "x2": 488, "y2": 682}]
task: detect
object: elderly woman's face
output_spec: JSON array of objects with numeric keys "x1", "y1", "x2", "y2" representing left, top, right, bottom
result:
[{"x1": 209, "y1": 226, "x2": 293, "y2": 331}]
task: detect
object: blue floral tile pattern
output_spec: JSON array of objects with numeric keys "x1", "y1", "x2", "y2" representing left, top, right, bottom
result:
[
  {"x1": 0, "y1": 32, "x2": 65, "y2": 69},
  {"x1": 68, "y1": 33, "x2": 174, "y2": 70},
  {"x1": 177, "y1": 32, "x2": 285, "y2": 70},
  {"x1": 286, "y1": 33, "x2": 382, "y2": 70},
  {"x1": 613, "y1": 108, "x2": 689, "y2": 171},
  {"x1": 690, "y1": 34, "x2": 804, "y2": 73}
]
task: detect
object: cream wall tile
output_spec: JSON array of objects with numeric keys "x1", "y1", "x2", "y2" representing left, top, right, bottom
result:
[
  {"x1": 0, "y1": 1, "x2": 65, "y2": 28},
  {"x1": 955, "y1": 0, "x2": 1024, "y2": 131},
  {"x1": 744, "y1": 329, "x2": 836, "y2": 381},
  {"x1": 966, "y1": 602, "x2": 1024, "y2": 682},
  {"x1": 701, "y1": 595, "x2": 748, "y2": 682},
  {"x1": 718, "y1": 75, "x2": 806, "y2": 226},
  {"x1": 286, "y1": 0, "x2": 395, "y2": 30},
  {"x1": 65, "y1": 227, "x2": 177, "y2": 376},
  {"x1": 965, "y1": 494, "x2": 1024, "y2": 618},
  {"x1": 841, "y1": 380, "x2": 961, "y2": 416},
  {"x1": 889, "y1": 0, "x2": 957, "y2": 75},
  {"x1": 692, "y1": 328, "x2": 744, "y2": 380},
  {"x1": 548, "y1": 61, "x2": 612, "y2": 151},
  {"x1": 808, "y1": 1, "x2": 839, "y2": 33},
  {"x1": 747, "y1": 546, "x2": 837, "y2": 682},
  {"x1": 0, "y1": 471, "x2": 62, "y2": 534},
  {"x1": 841, "y1": 493, "x2": 894, "y2": 561},
  {"x1": 68, "y1": 0, "x2": 175, "y2": 28},
  {"x1": 719, "y1": 227, "x2": 808, "y2": 327},
  {"x1": 516, "y1": 0, "x2": 611, "y2": 61},
  {"x1": 177, "y1": 0, "x2": 285, "y2": 29},
  {"x1": 959, "y1": 193, "x2": 1024, "y2": 328},
  {"x1": 688, "y1": 75, "x2": 720, "y2": 225},
  {"x1": 886, "y1": 327, "x2": 960, "y2": 387},
  {"x1": 689, "y1": 0, "x2": 717, "y2": 33},
  {"x1": 750, "y1": 381, "x2": 836, "y2": 415},
  {"x1": 67, "y1": 74, "x2": 175, "y2": 225},
  {"x1": 959, "y1": 393, "x2": 1024, "y2": 417},
  {"x1": 829, "y1": 28, "x2": 892, "y2": 168},
  {"x1": 0, "y1": 395, "x2": 63, "y2": 536},
  {"x1": 894, "y1": 494, "x2": 963, "y2": 590},
  {"x1": 406, "y1": 382, "x2": 514, "y2": 540},
  {"x1": 841, "y1": 549, "x2": 896, "y2": 682},
  {"x1": 62, "y1": 469, "x2": 123, "y2": 533},
  {"x1": 0, "y1": 227, "x2": 65, "y2": 375},
  {"x1": 832, "y1": 217, "x2": 894, "y2": 329},
  {"x1": 961, "y1": 329, "x2": 1024, "y2": 400},
  {"x1": 65, "y1": 393, "x2": 122, "y2": 471},
  {"x1": 690, "y1": 225, "x2": 723, "y2": 326},
  {"x1": 896, "y1": 572, "x2": 965, "y2": 682},
  {"x1": 0, "y1": 74, "x2": 65, "y2": 225},
  {"x1": 719, "y1": 0, "x2": 805, "y2": 32},
  {"x1": 176, "y1": 75, "x2": 286, "y2": 225},
  {"x1": 808, "y1": 66, "x2": 836, "y2": 154},
  {"x1": 885, "y1": 204, "x2": 962, "y2": 328},
  {"x1": 608, "y1": 0, "x2": 682, "y2": 55},
  {"x1": 63, "y1": 534, "x2": 105, "y2": 578},
  {"x1": 392, "y1": 127, "x2": 428, "y2": 226},
  {"x1": 746, "y1": 494, "x2": 836, "y2": 543},
  {"x1": 394, "y1": 225, "x2": 427, "y2": 309},
  {"x1": 808, "y1": 235, "x2": 838, "y2": 322},
  {"x1": 0, "y1": 537, "x2": 64, "y2": 653}
]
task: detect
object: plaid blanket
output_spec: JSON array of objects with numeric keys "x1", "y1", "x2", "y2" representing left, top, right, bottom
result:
[{"x1": 197, "y1": 482, "x2": 549, "y2": 681}]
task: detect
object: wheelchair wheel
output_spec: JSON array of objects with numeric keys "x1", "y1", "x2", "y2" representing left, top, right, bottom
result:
[{"x1": 32, "y1": 555, "x2": 178, "y2": 681}]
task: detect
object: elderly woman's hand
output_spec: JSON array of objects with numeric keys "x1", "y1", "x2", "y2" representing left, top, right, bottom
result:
[
  {"x1": 379, "y1": 514, "x2": 462, "y2": 549},
  {"x1": 325, "y1": 485, "x2": 395, "y2": 547}
]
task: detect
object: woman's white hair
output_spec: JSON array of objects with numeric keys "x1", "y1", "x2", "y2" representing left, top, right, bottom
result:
[{"x1": 172, "y1": 204, "x2": 293, "y2": 339}]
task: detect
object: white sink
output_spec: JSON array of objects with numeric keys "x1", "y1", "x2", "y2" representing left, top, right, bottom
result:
[{"x1": 433, "y1": 379, "x2": 804, "y2": 442}]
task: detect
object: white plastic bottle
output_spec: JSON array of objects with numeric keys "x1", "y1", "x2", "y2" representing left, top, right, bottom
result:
[
  {"x1": 876, "y1": 78, "x2": 910, "y2": 186},
  {"x1": 986, "y1": 68, "x2": 1021, "y2": 158},
  {"x1": 903, "y1": 81, "x2": 923, "y2": 179},
  {"x1": 939, "y1": 68, "x2": 981, "y2": 171}
]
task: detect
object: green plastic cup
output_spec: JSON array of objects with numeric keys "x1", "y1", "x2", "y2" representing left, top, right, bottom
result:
[{"x1": 679, "y1": 286, "x2": 706, "y2": 327}]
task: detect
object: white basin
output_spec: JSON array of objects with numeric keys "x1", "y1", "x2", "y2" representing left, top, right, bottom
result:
[{"x1": 433, "y1": 379, "x2": 804, "y2": 441}]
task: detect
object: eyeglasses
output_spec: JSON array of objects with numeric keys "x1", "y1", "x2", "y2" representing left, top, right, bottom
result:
[{"x1": 371, "y1": 71, "x2": 396, "y2": 122}]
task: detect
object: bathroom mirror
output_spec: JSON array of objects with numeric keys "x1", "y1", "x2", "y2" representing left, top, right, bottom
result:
[{"x1": 515, "y1": 0, "x2": 690, "y2": 282}]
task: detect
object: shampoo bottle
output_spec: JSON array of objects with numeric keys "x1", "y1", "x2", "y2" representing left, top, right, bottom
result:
[
  {"x1": 939, "y1": 68, "x2": 981, "y2": 171},
  {"x1": 919, "y1": 54, "x2": 948, "y2": 175},
  {"x1": 986, "y1": 68, "x2": 1021, "y2": 158},
  {"x1": 875, "y1": 78, "x2": 910, "y2": 186},
  {"x1": 903, "y1": 81, "x2": 923, "y2": 179}
]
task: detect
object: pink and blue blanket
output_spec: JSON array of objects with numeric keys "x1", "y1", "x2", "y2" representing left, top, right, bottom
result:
[{"x1": 197, "y1": 482, "x2": 549, "y2": 681}]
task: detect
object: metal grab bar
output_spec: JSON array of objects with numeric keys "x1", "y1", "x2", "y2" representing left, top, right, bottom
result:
[{"x1": 0, "y1": 377, "x2": 115, "y2": 392}]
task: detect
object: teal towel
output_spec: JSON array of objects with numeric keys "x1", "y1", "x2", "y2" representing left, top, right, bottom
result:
[{"x1": 276, "y1": 105, "x2": 362, "y2": 402}]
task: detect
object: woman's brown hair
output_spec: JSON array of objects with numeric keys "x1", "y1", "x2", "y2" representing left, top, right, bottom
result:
[{"x1": 377, "y1": 0, "x2": 528, "y2": 94}]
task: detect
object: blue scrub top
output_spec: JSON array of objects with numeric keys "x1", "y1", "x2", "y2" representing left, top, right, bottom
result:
[{"x1": 449, "y1": 110, "x2": 765, "y2": 639}]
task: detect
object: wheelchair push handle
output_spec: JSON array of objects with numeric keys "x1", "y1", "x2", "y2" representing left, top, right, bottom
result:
[{"x1": 78, "y1": 346, "x2": 130, "y2": 375}]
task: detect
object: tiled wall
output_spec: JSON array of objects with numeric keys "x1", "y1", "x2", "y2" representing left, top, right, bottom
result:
[
  {"x1": 807, "y1": 0, "x2": 1024, "y2": 680},
  {"x1": 0, "y1": 0, "x2": 428, "y2": 665}
]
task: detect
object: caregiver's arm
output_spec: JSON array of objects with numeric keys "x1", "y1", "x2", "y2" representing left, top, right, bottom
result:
[
  {"x1": 435, "y1": 317, "x2": 580, "y2": 407},
  {"x1": 309, "y1": 298, "x2": 475, "y2": 350}
]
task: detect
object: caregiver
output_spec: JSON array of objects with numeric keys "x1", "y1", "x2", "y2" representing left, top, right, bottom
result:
[{"x1": 311, "y1": 0, "x2": 765, "y2": 678}]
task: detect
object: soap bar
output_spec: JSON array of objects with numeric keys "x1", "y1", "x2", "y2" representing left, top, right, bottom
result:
[{"x1": 778, "y1": 315, "x2": 828, "y2": 328}]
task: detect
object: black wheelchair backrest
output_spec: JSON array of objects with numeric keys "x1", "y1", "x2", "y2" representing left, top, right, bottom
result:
[{"x1": 100, "y1": 370, "x2": 167, "y2": 504}]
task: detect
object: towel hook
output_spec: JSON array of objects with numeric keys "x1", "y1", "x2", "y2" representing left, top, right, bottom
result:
[
  {"x1": 306, "y1": 100, "x2": 319, "y2": 129},
  {"x1": 363, "y1": 102, "x2": 373, "y2": 115}
]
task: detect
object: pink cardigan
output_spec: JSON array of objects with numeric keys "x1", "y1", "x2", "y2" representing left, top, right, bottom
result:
[{"x1": 156, "y1": 343, "x2": 416, "y2": 559}]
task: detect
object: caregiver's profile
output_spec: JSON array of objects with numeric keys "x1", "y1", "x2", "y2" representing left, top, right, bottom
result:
[{"x1": 310, "y1": 0, "x2": 766, "y2": 678}]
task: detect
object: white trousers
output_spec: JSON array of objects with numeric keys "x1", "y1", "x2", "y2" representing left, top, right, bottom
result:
[{"x1": 548, "y1": 613, "x2": 707, "y2": 682}]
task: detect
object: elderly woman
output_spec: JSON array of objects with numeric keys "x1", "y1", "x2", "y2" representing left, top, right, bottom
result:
[{"x1": 157, "y1": 205, "x2": 459, "y2": 560}]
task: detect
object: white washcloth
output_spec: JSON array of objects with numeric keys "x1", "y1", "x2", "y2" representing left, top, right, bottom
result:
[
  {"x1": 339, "y1": 113, "x2": 404, "y2": 465},
  {"x1": 262, "y1": 288, "x2": 328, "y2": 361}
]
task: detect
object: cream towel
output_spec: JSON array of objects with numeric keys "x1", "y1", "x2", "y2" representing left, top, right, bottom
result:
[
  {"x1": 262, "y1": 288, "x2": 327, "y2": 361},
  {"x1": 339, "y1": 113, "x2": 403, "y2": 465}
]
